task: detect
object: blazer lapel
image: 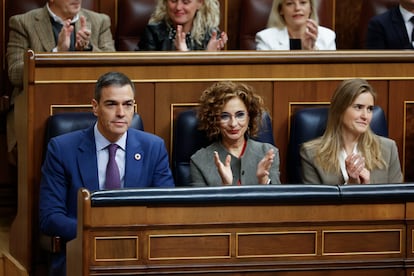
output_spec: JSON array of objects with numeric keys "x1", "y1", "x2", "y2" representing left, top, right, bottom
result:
[
  {"x1": 391, "y1": 8, "x2": 411, "y2": 48},
  {"x1": 276, "y1": 28, "x2": 290, "y2": 50},
  {"x1": 124, "y1": 130, "x2": 145, "y2": 187},
  {"x1": 78, "y1": 127, "x2": 100, "y2": 191},
  {"x1": 34, "y1": 7, "x2": 56, "y2": 52}
]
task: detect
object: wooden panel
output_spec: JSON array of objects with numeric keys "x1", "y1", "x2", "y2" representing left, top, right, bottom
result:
[
  {"x1": 388, "y1": 80, "x2": 414, "y2": 182},
  {"x1": 66, "y1": 188, "x2": 413, "y2": 275},
  {"x1": 149, "y1": 233, "x2": 231, "y2": 260},
  {"x1": 155, "y1": 81, "x2": 273, "y2": 160},
  {"x1": 94, "y1": 236, "x2": 139, "y2": 261},
  {"x1": 7, "y1": 51, "x2": 414, "y2": 273},
  {"x1": 237, "y1": 231, "x2": 317, "y2": 257},
  {"x1": 323, "y1": 229, "x2": 403, "y2": 255}
]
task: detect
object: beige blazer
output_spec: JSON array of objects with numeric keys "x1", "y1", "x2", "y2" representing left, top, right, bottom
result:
[
  {"x1": 6, "y1": 6, "x2": 115, "y2": 151},
  {"x1": 7, "y1": 6, "x2": 115, "y2": 102},
  {"x1": 300, "y1": 136, "x2": 403, "y2": 184}
]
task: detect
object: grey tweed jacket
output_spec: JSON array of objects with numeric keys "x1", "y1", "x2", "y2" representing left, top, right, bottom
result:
[{"x1": 190, "y1": 138, "x2": 281, "y2": 186}]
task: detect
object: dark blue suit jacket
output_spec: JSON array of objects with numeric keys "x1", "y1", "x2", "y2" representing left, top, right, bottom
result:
[
  {"x1": 366, "y1": 7, "x2": 413, "y2": 49},
  {"x1": 39, "y1": 126, "x2": 174, "y2": 275}
]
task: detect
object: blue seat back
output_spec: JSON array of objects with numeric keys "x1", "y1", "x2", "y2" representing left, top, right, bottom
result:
[
  {"x1": 287, "y1": 106, "x2": 388, "y2": 183},
  {"x1": 44, "y1": 112, "x2": 143, "y2": 159},
  {"x1": 172, "y1": 109, "x2": 275, "y2": 186}
]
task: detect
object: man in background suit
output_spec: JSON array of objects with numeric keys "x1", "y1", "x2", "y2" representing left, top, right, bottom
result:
[
  {"x1": 6, "y1": 0, "x2": 115, "y2": 164},
  {"x1": 366, "y1": 0, "x2": 414, "y2": 49},
  {"x1": 39, "y1": 71, "x2": 175, "y2": 275}
]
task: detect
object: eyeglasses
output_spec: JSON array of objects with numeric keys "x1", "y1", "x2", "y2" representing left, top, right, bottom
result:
[{"x1": 218, "y1": 111, "x2": 248, "y2": 124}]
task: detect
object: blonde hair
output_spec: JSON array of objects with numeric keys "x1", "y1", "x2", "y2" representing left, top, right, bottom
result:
[
  {"x1": 149, "y1": 0, "x2": 221, "y2": 45},
  {"x1": 267, "y1": 0, "x2": 319, "y2": 29},
  {"x1": 303, "y1": 79, "x2": 386, "y2": 173}
]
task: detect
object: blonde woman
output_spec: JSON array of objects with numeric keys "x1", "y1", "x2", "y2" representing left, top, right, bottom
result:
[
  {"x1": 256, "y1": 0, "x2": 336, "y2": 50},
  {"x1": 300, "y1": 79, "x2": 402, "y2": 184},
  {"x1": 137, "y1": 0, "x2": 227, "y2": 51}
]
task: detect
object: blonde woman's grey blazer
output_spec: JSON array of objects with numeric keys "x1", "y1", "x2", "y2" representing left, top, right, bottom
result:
[{"x1": 300, "y1": 136, "x2": 403, "y2": 184}]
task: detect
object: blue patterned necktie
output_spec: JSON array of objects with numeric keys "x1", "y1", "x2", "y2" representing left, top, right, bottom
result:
[{"x1": 105, "y1": 144, "x2": 121, "y2": 189}]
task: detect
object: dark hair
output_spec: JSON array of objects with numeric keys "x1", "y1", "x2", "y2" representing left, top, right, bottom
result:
[
  {"x1": 198, "y1": 81, "x2": 266, "y2": 140},
  {"x1": 94, "y1": 72, "x2": 135, "y2": 102}
]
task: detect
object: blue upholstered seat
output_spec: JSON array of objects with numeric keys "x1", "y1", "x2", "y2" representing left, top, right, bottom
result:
[
  {"x1": 43, "y1": 111, "x2": 143, "y2": 161},
  {"x1": 172, "y1": 109, "x2": 275, "y2": 186},
  {"x1": 287, "y1": 106, "x2": 388, "y2": 183}
]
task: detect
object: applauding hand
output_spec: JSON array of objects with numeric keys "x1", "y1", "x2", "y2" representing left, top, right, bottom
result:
[{"x1": 213, "y1": 151, "x2": 233, "y2": 185}]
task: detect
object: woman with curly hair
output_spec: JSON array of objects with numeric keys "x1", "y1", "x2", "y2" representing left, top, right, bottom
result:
[
  {"x1": 300, "y1": 79, "x2": 403, "y2": 184},
  {"x1": 190, "y1": 81, "x2": 281, "y2": 186},
  {"x1": 137, "y1": 0, "x2": 227, "y2": 51}
]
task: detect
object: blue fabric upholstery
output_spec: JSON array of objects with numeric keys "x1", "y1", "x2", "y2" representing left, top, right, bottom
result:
[
  {"x1": 287, "y1": 106, "x2": 388, "y2": 183},
  {"x1": 172, "y1": 109, "x2": 275, "y2": 186},
  {"x1": 89, "y1": 183, "x2": 414, "y2": 207},
  {"x1": 44, "y1": 112, "x2": 143, "y2": 159},
  {"x1": 91, "y1": 185, "x2": 341, "y2": 206}
]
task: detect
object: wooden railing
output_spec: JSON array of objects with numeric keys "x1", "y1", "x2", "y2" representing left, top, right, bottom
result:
[
  {"x1": 9, "y1": 50, "x2": 414, "y2": 274},
  {"x1": 68, "y1": 184, "x2": 414, "y2": 275}
]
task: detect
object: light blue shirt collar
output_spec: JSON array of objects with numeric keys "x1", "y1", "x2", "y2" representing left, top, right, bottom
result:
[
  {"x1": 400, "y1": 5, "x2": 414, "y2": 22},
  {"x1": 46, "y1": 2, "x2": 80, "y2": 25},
  {"x1": 94, "y1": 123, "x2": 127, "y2": 151}
]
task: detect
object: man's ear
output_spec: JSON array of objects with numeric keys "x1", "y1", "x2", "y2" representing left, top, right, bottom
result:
[{"x1": 92, "y1": 99, "x2": 98, "y2": 116}]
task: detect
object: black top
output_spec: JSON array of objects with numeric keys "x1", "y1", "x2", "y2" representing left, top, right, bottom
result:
[{"x1": 136, "y1": 21, "x2": 218, "y2": 51}]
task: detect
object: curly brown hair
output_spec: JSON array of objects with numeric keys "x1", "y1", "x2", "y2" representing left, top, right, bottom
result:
[{"x1": 197, "y1": 81, "x2": 266, "y2": 141}]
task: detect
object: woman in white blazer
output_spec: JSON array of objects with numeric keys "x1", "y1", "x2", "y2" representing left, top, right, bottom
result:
[{"x1": 256, "y1": 0, "x2": 336, "y2": 50}]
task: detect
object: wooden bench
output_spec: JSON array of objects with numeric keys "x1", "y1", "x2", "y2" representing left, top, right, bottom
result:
[{"x1": 68, "y1": 184, "x2": 414, "y2": 275}]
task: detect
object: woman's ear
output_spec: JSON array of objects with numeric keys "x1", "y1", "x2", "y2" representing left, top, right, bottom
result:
[{"x1": 197, "y1": 0, "x2": 204, "y2": 9}]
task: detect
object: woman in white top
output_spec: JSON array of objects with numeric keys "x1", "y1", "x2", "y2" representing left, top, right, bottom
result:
[{"x1": 256, "y1": 0, "x2": 336, "y2": 50}]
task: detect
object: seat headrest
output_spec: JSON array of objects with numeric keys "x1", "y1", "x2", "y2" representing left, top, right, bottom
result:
[
  {"x1": 43, "y1": 112, "x2": 144, "y2": 162},
  {"x1": 172, "y1": 109, "x2": 275, "y2": 186},
  {"x1": 287, "y1": 106, "x2": 388, "y2": 183},
  {"x1": 45, "y1": 112, "x2": 143, "y2": 142}
]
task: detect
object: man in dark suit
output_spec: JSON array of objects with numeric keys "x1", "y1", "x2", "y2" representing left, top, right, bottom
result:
[
  {"x1": 366, "y1": 0, "x2": 414, "y2": 49},
  {"x1": 39, "y1": 71, "x2": 175, "y2": 275},
  {"x1": 6, "y1": 0, "x2": 115, "y2": 164}
]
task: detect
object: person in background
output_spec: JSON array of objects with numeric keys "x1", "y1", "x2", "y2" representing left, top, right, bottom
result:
[
  {"x1": 190, "y1": 81, "x2": 281, "y2": 186},
  {"x1": 255, "y1": 0, "x2": 336, "y2": 50},
  {"x1": 366, "y1": 0, "x2": 414, "y2": 49},
  {"x1": 6, "y1": 0, "x2": 115, "y2": 165},
  {"x1": 300, "y1": 78, "x2": 403, "y2": 184},
  {"x1": 136, "y1": 0, "x2": 228, "y2": 51},
  {"x1": 39, "y1": 72, "x2": 174, "y2": 275}
]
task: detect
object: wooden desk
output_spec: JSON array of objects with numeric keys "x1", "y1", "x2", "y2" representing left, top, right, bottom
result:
[
  {"x1": 9, "y1": 50, "x2": 414, "y2": 273},
  {"x1": 67, "y1": 185, "x2": 414, "y2": 275}
]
